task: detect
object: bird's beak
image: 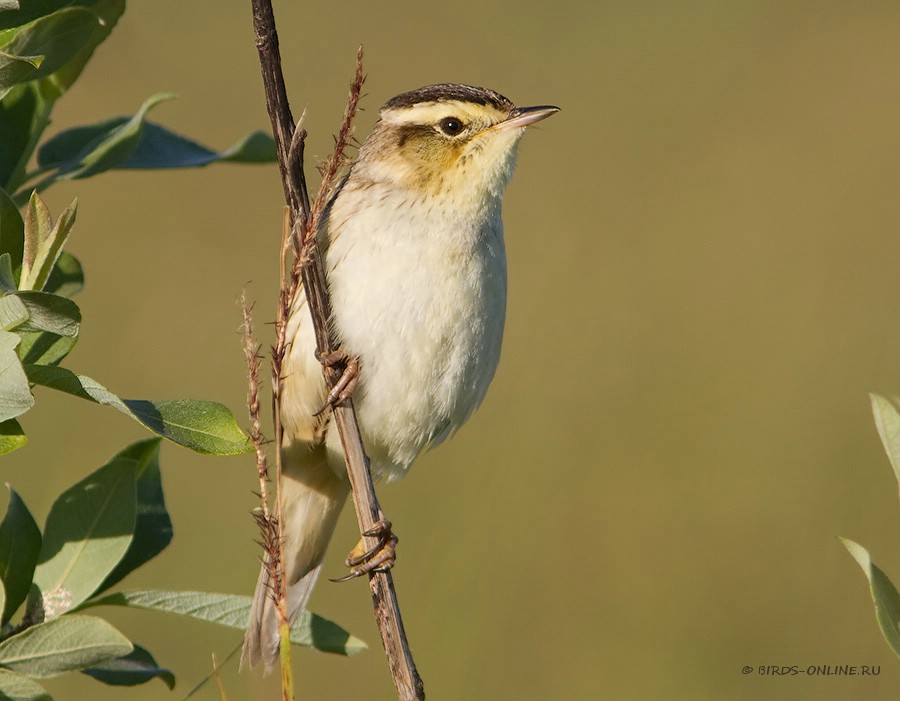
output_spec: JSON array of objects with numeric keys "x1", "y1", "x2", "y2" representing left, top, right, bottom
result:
[{"x1": 495, "y1": 105, "x2": 560, "y2": 131}]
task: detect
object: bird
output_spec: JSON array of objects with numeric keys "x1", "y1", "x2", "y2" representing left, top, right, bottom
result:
[{"x1": 242, "y1": 83, "x2": 558, "y2": 668}]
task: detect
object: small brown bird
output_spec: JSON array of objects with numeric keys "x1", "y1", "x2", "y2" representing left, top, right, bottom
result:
[{"x1": 242, "y1": 83, "x2": 558, "y2": 668}]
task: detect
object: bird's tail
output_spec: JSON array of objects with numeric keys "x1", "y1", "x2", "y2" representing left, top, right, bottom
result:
[{"x1": 241, "y1": 443, "x2": 349, "y2": 670}]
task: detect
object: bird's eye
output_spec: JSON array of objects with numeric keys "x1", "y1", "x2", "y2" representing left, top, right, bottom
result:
[{"x1": 438, "y1": 116, "x2": 465, "y2": 136}]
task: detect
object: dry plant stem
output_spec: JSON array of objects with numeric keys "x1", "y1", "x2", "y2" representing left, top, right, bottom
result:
[
  {"x1": 291, "y1": 64, "x2": 425, "y2": 701},
  {"x1": 242, "y1": 283, "x2": 293, "y2": 696},
  {"x1": 249, "y1": 2, "x2": 424, "y2": 699},
  {"x1": 250, "y1": 0, "x2": 306, "y2": 216},
  {"x1": 249, "y1": 4, "x2": 298, "y2": 687},
  {"x1": 278, "y1": 617, "x2": 294, "y2": 701},
  {"x1": 242, "y1": 289, "x2": 290, "y2": 680},
  {"x1": 272, "y1": 215, "x2": 294, "y2": 701},
  {"x1": 210, "y1": 653, "x2": 229, "y2": 701},
  {"x1": 240, "y1": 292, "x2": 270, "y2": 522}
]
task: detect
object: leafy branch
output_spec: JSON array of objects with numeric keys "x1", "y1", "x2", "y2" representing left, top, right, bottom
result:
[
  {"x1": 842, "y1": 394, "x2": 900, "y2": 658},
  {"x1": 0, "y1": 1, "x2": 364, "y2": 697},
  {"x1": 0, "y1": 439, "x2": 364, "y2": 696}
]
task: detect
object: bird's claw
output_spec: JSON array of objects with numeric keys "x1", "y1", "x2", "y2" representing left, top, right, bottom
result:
[
  {"x1": 330, "y1": 518, "x2": 398, "y2": 583},
  {"x1": 312, "y1": 349, "x2": 360, "y2": 416}
]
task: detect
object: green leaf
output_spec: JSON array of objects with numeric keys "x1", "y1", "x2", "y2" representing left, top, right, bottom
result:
[
  {"x1": 0, "y1": 669, "x2": 51, "y2": 701},
  {"x1": 0, "y1": 49, "x2": 41, "y2": 100},
  {"x1": 0, "y1": 487, "x2": 40, "y2": 624},
  {"x1": 0, "y1": 243, "x2": 81, "y2": 337},
  {"x1": 8, "y1": 292, "x2": 79, "y2": 336},
  {"x1": 36, "y1": 93, "x2": 175, "y2": 184},
  {"x1": 15, "y1": 331, "x2": 75, "y2": 366},
  {"x1": 36, "y1": 116, "x2": 121, "y2": 167},
  {"x1": 127, "y1": 121, "x2": 219, "y2": 167},
  {"x1": 21, "y1": 191, "x2": 51, "y2": 279},
  {"x1": 39, "y1": 120, "x2": 276, "y2": 172},
  {"x1": 31, "y1": 457, "x2": 136, "y2": 619},
  {"x1": 38, "y1": 0, "x2": 124, "y2": 99},
  {"x1": 117, "y1": 124, "x2": 276, "y2": 168},
  {"x1": 291, "y1": 610, "x2": 368, "y2": 656},
  {"x1": 219, "y1": 130, "x2": 277, "y2": 163},
  {"x1": 84, "y1": 590, "x2": 367, "y2": 656},
  {"x1": 841, "y1": 537, "x2": 900, "y2": 658},
  {"x1": 0, "y1": 82, "x2": 47, "y2": 195},
  {"x1": 0, "y1": 418, "x2": 26, "y2": 455},
  {"x1": 0, "y1": 331, "x2": 32, "y2": 421},
  {"x1": 0, "y1": 2, "x2": 123, "y2": 189},
  {"x1": 6, "y1": 253, "x2": 84, "y2": 359},
  {"x1": 0, "y1": 253, "x2": 15, "y2": 291},
  {"x1": 24, "y1": 365, "x2": 251, "y2": 455},
  {"x1": 0, "y1": 296, "x2": 26, "y2": 331},
  {"x1": 122, "y1": 399, "x2": 251, "y2": 456},
  {"x1": 0, "y1": 0, "x2": 87, "y2": 30},
  {"x1": 871, "y1": 393, "x2": 900, "y2": 498},
  {"x1": 0, "y1": 614, "x2": 132, "y2": 678},
  {"x1": 0, "y1": 0, "x2": 93, "y2": 31},
  {"x1": 0, "y1": 2, "x2": 124, "y2": 107},
  {"x1": 82, "y1": 643, "x2": 174, "y2": 689},
  {"x1": 0, "y1": 187, "x2": 23, "y2": 276},
  {"x1": 95, "y1": 439, "x2": 171, "y2": 594},
  {"x1": 0, "y1": 8, "x2": 98, "y2": 99},
  {"x1": 42, "y1": 250, "x2": 82, "y2": 298},
  {"x1": 19, "y1": 193, "x2": 75, "y2": 292}
]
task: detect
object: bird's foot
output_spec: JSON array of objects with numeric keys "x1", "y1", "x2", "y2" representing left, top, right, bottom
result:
[
  {"x1": 312, "y1": 348, "x2": 360, "y2": 416},
  {"x1": 330, "y1": 518, "x2": 398, "y2": 582}
]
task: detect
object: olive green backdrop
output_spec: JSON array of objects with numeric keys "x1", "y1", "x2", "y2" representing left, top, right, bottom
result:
[{"x1": 6, "y1": 1, "x2": 900, "y2": 699}]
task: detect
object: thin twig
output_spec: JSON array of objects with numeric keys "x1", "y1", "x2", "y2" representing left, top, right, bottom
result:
[
  {"x1": 211, "y1": 652, "x2": 229, "y2": 701},
  {"x1": 248, "y1": 3, "x2": 424, "y2": 699},
  {"x1": 180, "y1": 643, "x2": 243, "y2": 700}
]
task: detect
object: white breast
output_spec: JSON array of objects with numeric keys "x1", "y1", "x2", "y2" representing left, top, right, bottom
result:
[{"x1": 312, "y1": 182, "x2": 508, "y2": 481}]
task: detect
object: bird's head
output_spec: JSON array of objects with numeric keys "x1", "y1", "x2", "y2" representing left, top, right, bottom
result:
[{"x1": 353, "y1": 84, "x2": 558, "y2": 208}]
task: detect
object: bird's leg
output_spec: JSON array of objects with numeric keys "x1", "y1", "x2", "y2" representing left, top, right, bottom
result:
[
  {"x1": 330, "y1": 515, "x2": 398, "y2": 583},
  {"x1": 313, "y1": 348, "x2": 360, "y2": 416}
]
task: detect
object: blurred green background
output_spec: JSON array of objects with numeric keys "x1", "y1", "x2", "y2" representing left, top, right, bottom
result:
[{"x1": 6, "y1": 0, "x2": 900, "y2": 699}]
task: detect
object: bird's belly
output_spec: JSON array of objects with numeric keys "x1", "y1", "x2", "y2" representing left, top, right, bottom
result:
[{"x1": 327, "y1": 220, "x2": 507, "y2": 481}]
